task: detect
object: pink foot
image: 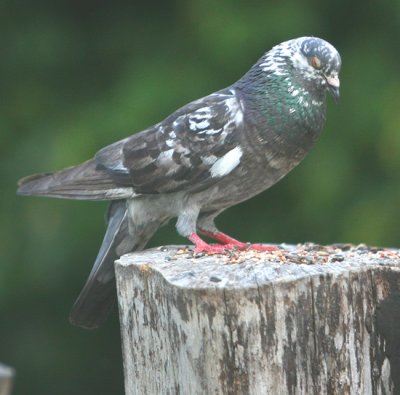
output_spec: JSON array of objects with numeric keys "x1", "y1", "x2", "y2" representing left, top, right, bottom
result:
[
  {"x1": 198, "y1": 229, "x2": 278, "y2": 252},
  {"x1": 188, "y1": 233, "x2": 240, "y2": 254}
]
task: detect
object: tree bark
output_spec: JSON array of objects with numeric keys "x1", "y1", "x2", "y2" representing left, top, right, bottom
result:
[{"x1": 115, "y1": 243, "x2": 400, "y2": 395}]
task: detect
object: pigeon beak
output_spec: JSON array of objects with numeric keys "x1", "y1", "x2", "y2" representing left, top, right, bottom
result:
[{"x1": 325, "y1": 75, "x2": 340, "y2": 103}]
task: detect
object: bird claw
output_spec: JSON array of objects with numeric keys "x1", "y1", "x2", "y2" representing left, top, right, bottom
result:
[
  {"x1": 189, "y1": 232, "x2": 278, "y2": 255},
  {"x1": 193, "y1": 243, "x2": 240, "y2": 255}
]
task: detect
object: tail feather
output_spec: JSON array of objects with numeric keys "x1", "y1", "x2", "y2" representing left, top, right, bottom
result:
[
  {"x1": 69, "y1": 201, "x2": 133, "y2": 329},
  {"x1": 69, "y1": 201, "x2": 163, "y2": 329},
  {"x1": 17, "y1": 160, "x2": 132, "y2": 200}
]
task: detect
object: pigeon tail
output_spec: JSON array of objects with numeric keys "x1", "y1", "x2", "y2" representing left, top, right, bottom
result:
[
  {"x1": 69, "y1": 201, "x2": 132, "y2": 329},
  {"x1": 69, "y1": 200, "x2": 162, "y2": 329},
  {"x1": 17, "y1": 160, "x2": 133, "y2": 201}
]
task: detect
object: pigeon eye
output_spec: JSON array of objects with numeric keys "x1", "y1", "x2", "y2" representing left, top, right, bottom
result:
[{"x1": 310, "y1": 56, "x2": 322, "y2": 69}]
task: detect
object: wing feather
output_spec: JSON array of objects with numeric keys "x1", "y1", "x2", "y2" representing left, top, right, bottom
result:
[{"x1": 96, "y1": 89, "x2": 244, "y2": 193}]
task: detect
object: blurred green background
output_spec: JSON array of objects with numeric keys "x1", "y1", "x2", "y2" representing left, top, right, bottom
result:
[{"x1": 1, "y1": 0, "x2": 400, "y2": 393}]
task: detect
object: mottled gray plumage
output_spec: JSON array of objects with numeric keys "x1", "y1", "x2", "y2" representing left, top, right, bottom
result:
[{"x1": 18, "y1": 37, "x2": 341, "y2": 329}]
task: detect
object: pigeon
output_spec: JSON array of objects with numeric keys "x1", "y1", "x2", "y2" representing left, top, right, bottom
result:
[{"x1": 17, "y1": 37, "x2": 341, "y2": 329}]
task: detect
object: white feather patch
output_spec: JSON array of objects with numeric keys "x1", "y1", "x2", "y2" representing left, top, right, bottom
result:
[
  {"x1": 157, "y1": 149, "x2": 174, "y2": 164},
  {"x1": 105, "y1": 187, "x2": 136, "y2": 199},
  {"x1": 107, "y1": 160, "x2": 128, "y2": 172},
  {"x1": 210, "y1": 146, "x2": 243, "y2": 178},
  {"x1": 225, "y1": 94, "x2": 244, "y2": 126}
]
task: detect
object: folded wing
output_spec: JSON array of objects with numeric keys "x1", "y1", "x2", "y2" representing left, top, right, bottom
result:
[{"x1": 18, "y1": 89, "x2": 244, "y2": 199}]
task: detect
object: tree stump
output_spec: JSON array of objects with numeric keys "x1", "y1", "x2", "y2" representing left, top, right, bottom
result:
[
  {"x1": 0, "y1": 363, "x2": 14, "y2": 395},
  {"x1": 115, "y1": 243, "x2": 400, "y2": 395}
]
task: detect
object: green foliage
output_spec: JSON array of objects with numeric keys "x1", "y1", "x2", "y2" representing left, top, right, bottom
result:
[{"x1": 1, "y1": 1, "x2": 399, "y2": 393}]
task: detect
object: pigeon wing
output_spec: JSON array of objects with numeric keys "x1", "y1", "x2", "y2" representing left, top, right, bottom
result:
[{"x1": 95, "y1": 89, "x2": 244, "y2": 194}]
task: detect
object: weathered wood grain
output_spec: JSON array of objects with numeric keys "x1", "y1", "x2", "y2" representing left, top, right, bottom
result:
[{"x1": 115, "y1": 244, "x2": 400, "y2": 395}]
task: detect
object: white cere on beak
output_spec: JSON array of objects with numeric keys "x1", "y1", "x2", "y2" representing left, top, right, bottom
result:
[{"x1": 325, "y1": 74, "x2": 340, "y2": 88}]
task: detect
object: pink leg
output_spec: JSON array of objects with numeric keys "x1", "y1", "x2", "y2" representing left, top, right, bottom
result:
[
  {"x1": 188, "y1": 233, "x2": 240, "y2": 254},
  {"x1": 199, "y1": 229, "x2": 278, "y2": 252}
]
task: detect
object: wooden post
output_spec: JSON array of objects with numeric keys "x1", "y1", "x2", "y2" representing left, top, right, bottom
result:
[
  {"x1": 0, "y1": 363, "x2": 14, "y2": 395},
  {"x1": 115, "y1": 244, "x2": 400, "y2": 395}
]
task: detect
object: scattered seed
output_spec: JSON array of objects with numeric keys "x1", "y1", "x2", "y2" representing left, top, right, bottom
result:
[
  {"x1": 210, "y1": 276, "x2": 222, "y2": 283},
  {"x1": 330, "y1": 255, "x2": 344, "y2": 262}
]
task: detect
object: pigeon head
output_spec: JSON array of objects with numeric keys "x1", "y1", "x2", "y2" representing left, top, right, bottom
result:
[
  {"x1": 297, "y1": 37, "x2": 341, "y2": 102},
  {"x1": 245, "y1": 37, "x2": 341, "y2": 103}
]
